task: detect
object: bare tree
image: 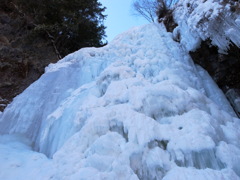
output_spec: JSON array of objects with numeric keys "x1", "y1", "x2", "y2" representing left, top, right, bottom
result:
[{"x1": 132, "y1": 0, "x2": 178, "y2": 22}]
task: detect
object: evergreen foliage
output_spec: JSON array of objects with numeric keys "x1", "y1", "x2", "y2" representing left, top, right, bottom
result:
[{"x1": 14, "y1": 0, "x2": 107, "y2": 56}]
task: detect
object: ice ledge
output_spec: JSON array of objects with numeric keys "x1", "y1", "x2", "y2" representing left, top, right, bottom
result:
[{"x1": 173, "y1": 0, "x2": 240, "y2": 53}]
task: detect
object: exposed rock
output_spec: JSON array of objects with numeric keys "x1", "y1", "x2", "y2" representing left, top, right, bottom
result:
[
  {"x1": 189, "y1": 40, "x2": 240, "y2": 90},
  {"x1": 0, "y1": 35, "x2": 10, "y2": 45},
  {"x1": 158, "y1": 10, "x2": 178, "y2": 33}
]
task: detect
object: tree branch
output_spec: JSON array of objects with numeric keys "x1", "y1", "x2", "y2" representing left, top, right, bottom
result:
[{"x1": 10, "y1": 2, "x2": 62, "y2": 60}]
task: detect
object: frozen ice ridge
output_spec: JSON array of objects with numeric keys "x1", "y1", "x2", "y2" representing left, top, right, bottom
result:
[
  {"x1": 0, "y1": 23, "x2": 239, "y2": 180},
  {"x1": 173, "y1": 0, "x2": 240, "y2": 53}
]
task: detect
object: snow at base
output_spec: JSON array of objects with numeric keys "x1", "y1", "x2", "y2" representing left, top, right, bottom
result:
[{"x1": 0, "y1": 23, "x2": 239, "y2": 180}]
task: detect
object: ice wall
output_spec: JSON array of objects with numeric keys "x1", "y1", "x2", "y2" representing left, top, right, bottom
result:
[
  {"x1": 0, "y1": 23, "x2": 240, "y2": 179},
  {"x1": 173, "y1": 0, "x2": 240, "y2": 53}
]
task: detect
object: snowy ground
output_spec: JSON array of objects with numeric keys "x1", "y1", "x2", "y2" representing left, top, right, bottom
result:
[{"x1": 0, "y1": 23, "x2": 239, "y2": 180}]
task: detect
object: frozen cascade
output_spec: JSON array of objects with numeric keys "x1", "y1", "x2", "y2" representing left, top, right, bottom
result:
[
  {"x1": 0, "y1": 23, "x2": 240, "y2": 179},
  {"x1": 173, "y1": 0, "x2": 240, "y2": 53}
]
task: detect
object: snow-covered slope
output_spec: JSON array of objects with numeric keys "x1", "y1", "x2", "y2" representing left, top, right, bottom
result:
[
  {"x1": 0, "y1": 23, "x2": 240, "y2": 180},
  {"x1": 173, "y1": 0, "x2": 240, "y2": 53}
]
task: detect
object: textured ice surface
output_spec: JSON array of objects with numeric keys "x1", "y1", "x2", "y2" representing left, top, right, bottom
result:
[
  {"x1": 173, "y1": 0, "x2": 240, "y2": 53},
  {"x1": 0, "y1": 23, "x2": 239, "y2": 179}
]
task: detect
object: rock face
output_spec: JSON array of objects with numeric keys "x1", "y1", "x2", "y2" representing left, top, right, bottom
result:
[
  {"x1": 0, "y1": 7, "x2": 58, "y2": 111},
  {"x1": 189, "y1": 42, "x2": 240, "y2": 117},
  {"x1": 189, "y1": 41, "x2": 240, "y2": 90}
]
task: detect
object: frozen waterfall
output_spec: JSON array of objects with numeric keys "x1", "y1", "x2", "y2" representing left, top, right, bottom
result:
[{"x1": 0, "y1": 23, "x2": 239, "y2": 180}]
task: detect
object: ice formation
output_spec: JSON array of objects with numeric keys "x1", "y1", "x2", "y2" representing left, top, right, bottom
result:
[
  {"x1": 173, "y1": 0, "x2": 240, "y2": 53},
  {"x1": 0, "y1": 22, "x2": 240, "y2": 179}
]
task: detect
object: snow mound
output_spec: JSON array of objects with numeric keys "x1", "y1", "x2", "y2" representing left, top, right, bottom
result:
[
  {"x1": 0, "y1": 23, "x2": 239, "y2": 179},
  {"x1": 173, "y1": 0, "x2": 240, "y2": 53}
]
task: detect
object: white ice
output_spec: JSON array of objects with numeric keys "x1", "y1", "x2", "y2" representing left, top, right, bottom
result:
[{"x1": 173, "y1": 0, "x2": 240, "y2": 53}]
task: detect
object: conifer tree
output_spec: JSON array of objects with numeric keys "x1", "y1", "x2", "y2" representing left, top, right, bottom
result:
[{"x1": 15, "y1": 0, "x2": 107, "y2": 56}]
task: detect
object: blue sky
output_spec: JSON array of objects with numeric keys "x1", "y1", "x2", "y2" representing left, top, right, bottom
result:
[{"x1": 99, "y1": 0, "x2": 148, "y2": 42}]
